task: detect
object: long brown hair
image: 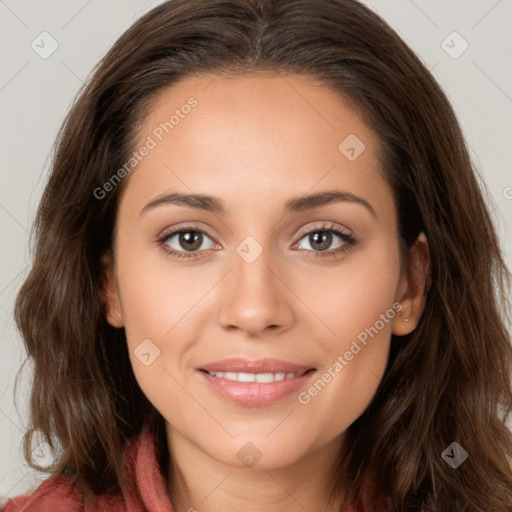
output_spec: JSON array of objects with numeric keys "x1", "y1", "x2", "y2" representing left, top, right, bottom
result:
[{"x1": 13, "y1": 0, "x2": 512, "y2": 510}]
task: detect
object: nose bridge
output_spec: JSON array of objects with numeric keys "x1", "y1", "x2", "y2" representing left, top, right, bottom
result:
[
  {"x1": 235, "y1": 238, "x2": 274, "y2": 291},
  {"x1": 216, "y1": 234, "x2": 294, "y2": 335},
  {"x1": 231, "y1": 236, "x2": 280, "y2": 307}
]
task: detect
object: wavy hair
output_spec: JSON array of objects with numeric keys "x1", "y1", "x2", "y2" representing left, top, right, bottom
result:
[{"x1": 13, "y1": 0, "x2": 512, "y2": 510}]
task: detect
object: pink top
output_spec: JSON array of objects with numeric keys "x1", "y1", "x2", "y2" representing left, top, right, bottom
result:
[{"x1": 2, "y1": 427, "x2": 355, "y2": 511}]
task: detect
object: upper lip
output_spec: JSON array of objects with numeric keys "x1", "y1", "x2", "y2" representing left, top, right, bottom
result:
[{"x1": 199, "y1": 358, "x2": 315, "y2": 375}]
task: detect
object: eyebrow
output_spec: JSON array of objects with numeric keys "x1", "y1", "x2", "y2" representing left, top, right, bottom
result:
[{"x1": 139, "y1": 190, "x2": 376, "y2": 218}]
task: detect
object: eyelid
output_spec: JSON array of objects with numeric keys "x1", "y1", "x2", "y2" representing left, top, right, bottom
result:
[
  {"x1": 156, "y1": 221, "x2": 352, "y2": 246},
  {"x1": 156, "y1": 221, "x2": 357, "y2": 259},
  {"x1": 157, "y1": 222, "x2": 218, "y2": 244},
  {"x1": 293, "y1": 221, "x2": 353, "y2": 241}
]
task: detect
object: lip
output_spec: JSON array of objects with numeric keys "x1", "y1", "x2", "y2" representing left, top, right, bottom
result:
[
  {"x1": 199, "y1": 357, "x2": 314, "y2": 374},
  {"x1": 197, "y1": 358, "x2": 317, "y2": 407}
]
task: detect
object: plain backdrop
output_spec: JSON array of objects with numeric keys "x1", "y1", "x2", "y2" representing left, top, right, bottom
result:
[{"x1": 1, "y1": 0, "x2": 511, "y2": 502}]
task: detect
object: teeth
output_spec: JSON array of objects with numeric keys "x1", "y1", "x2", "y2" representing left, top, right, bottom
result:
[{"x1": 207, "y1": 371, "x2": 303, "y2": 382}]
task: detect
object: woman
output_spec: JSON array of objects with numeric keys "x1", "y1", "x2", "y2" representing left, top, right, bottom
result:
[{"x1": 3, "y1": 0, "x2": 512, "y2": 510}]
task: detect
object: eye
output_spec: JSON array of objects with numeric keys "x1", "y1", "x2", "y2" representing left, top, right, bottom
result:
[
  {"x1": 157, "y1": 225, "x2": 217, "y2": 259},
  {"x1": 156, "y1": 222, "x2": 357, "y2": 260},
  {"x1": 293, "y1": 222, "x2": 356, "y2": 258}
]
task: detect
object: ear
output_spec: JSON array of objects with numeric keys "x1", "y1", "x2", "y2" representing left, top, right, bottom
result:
[
  {"x1": 392, "y1": 232, "x2": 431, "y2": 336},
  {"x1": 100, "y1": 251, "x2": 124, "y2": 328}
]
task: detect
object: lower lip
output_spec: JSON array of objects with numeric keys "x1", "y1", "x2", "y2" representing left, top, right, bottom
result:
[{"x1": 197, "y1": 369, "x2": 316, "y2": 406}]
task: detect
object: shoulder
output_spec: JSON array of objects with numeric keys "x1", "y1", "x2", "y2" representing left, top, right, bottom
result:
[{"x1": 1, "y1": 476, "x2": 83, "y2": 512}]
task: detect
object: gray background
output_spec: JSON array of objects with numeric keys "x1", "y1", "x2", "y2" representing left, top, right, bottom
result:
[{"x1": 1, "y1": 0, "x2": 511, "y2": 502}]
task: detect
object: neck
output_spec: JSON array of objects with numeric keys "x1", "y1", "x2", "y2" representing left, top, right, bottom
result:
[{"x1": 165, "y1": 426, "x2": 346, "y2": 512}]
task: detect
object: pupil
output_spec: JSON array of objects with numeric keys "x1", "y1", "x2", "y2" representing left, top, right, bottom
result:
[
  {"x1": 311, "y1": 231, "x2": 331, "y2": 251},
  {"x1": 181, "y1": 231, "x2": 201, "y2": 250}
]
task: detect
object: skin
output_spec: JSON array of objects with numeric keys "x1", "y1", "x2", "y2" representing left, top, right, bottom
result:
[{"x1": 102, "y1": 72, "x2": 430, "y2": 512}]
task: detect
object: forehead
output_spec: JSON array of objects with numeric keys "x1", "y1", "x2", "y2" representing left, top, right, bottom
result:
[
  {"x1": 120, "y1": 72, "x2": 392, "y2": 222},
  {"x1": 138, "y1": 72, "x2": 375, "y2": 151}
]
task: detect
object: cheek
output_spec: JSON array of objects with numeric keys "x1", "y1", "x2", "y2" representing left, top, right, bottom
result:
[
  {"x1": 295, "y1": 238, "x2": 401, "y2": 345},
  {"x1": 115, "y1": 224, "x2": 210, "y2": 339},
  {"x1": 293, "y1": 241, "x2": 400, "y2": 409},
  {"x1": 113, "y1": 232, "x2": 233, "y2": 415}
]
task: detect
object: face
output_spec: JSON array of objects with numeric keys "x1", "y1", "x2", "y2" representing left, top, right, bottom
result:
[{"x1": 103, "y1": 72, "x2": 427, "y2": 470}]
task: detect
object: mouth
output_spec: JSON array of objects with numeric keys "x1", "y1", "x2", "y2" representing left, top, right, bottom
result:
[
  {"x1": 198, "y1": 357, "x2": 316, "y2": 375},
  {"x1": 196, "y1": 358, "x2": 317, "y2": 406},
  {"x1": 199, "y1": 368, "x2": 315, "y2": 383}
]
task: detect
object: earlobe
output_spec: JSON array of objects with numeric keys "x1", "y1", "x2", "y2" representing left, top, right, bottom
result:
[
  {"x1": 392, "y1": 232, "x2": 431, "y2": 336},
  {"x1": 100, "y1": 252, "x2": 124, "y2": 328},
  {"x1": 392, "y1": 309, "x2": 414, "y2": 336}
]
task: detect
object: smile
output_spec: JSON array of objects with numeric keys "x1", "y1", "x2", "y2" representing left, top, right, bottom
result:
[
  {"x1": 197, "y1": 368, "x2": 317, "y2": 406},
  {"x1": 203, "y1": 370, "x2": 308, "y2": 383}
]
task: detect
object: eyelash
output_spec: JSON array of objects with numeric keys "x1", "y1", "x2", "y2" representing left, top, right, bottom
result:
[{"x1": 155, "y1": 222, "x2": 357, "y2": 260}]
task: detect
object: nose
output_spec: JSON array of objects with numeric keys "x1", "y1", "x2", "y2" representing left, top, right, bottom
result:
[{"x1": 217, "y1": 247, "x2": 296, "y2": 337}]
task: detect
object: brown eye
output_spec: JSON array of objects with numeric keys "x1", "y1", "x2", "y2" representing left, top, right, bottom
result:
[
  {"x1": 158, "y1": 226, "x2": 217, "y2": 259},
  {"x1": 305, "y1": 231, "x2": 335, "y2": 252},
  {"x1": 174, "y1": 230, "x2": 204, "y2": 251},
  {"x1": 294, "y1": 225, "x2": 356, "y2": 258}
]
